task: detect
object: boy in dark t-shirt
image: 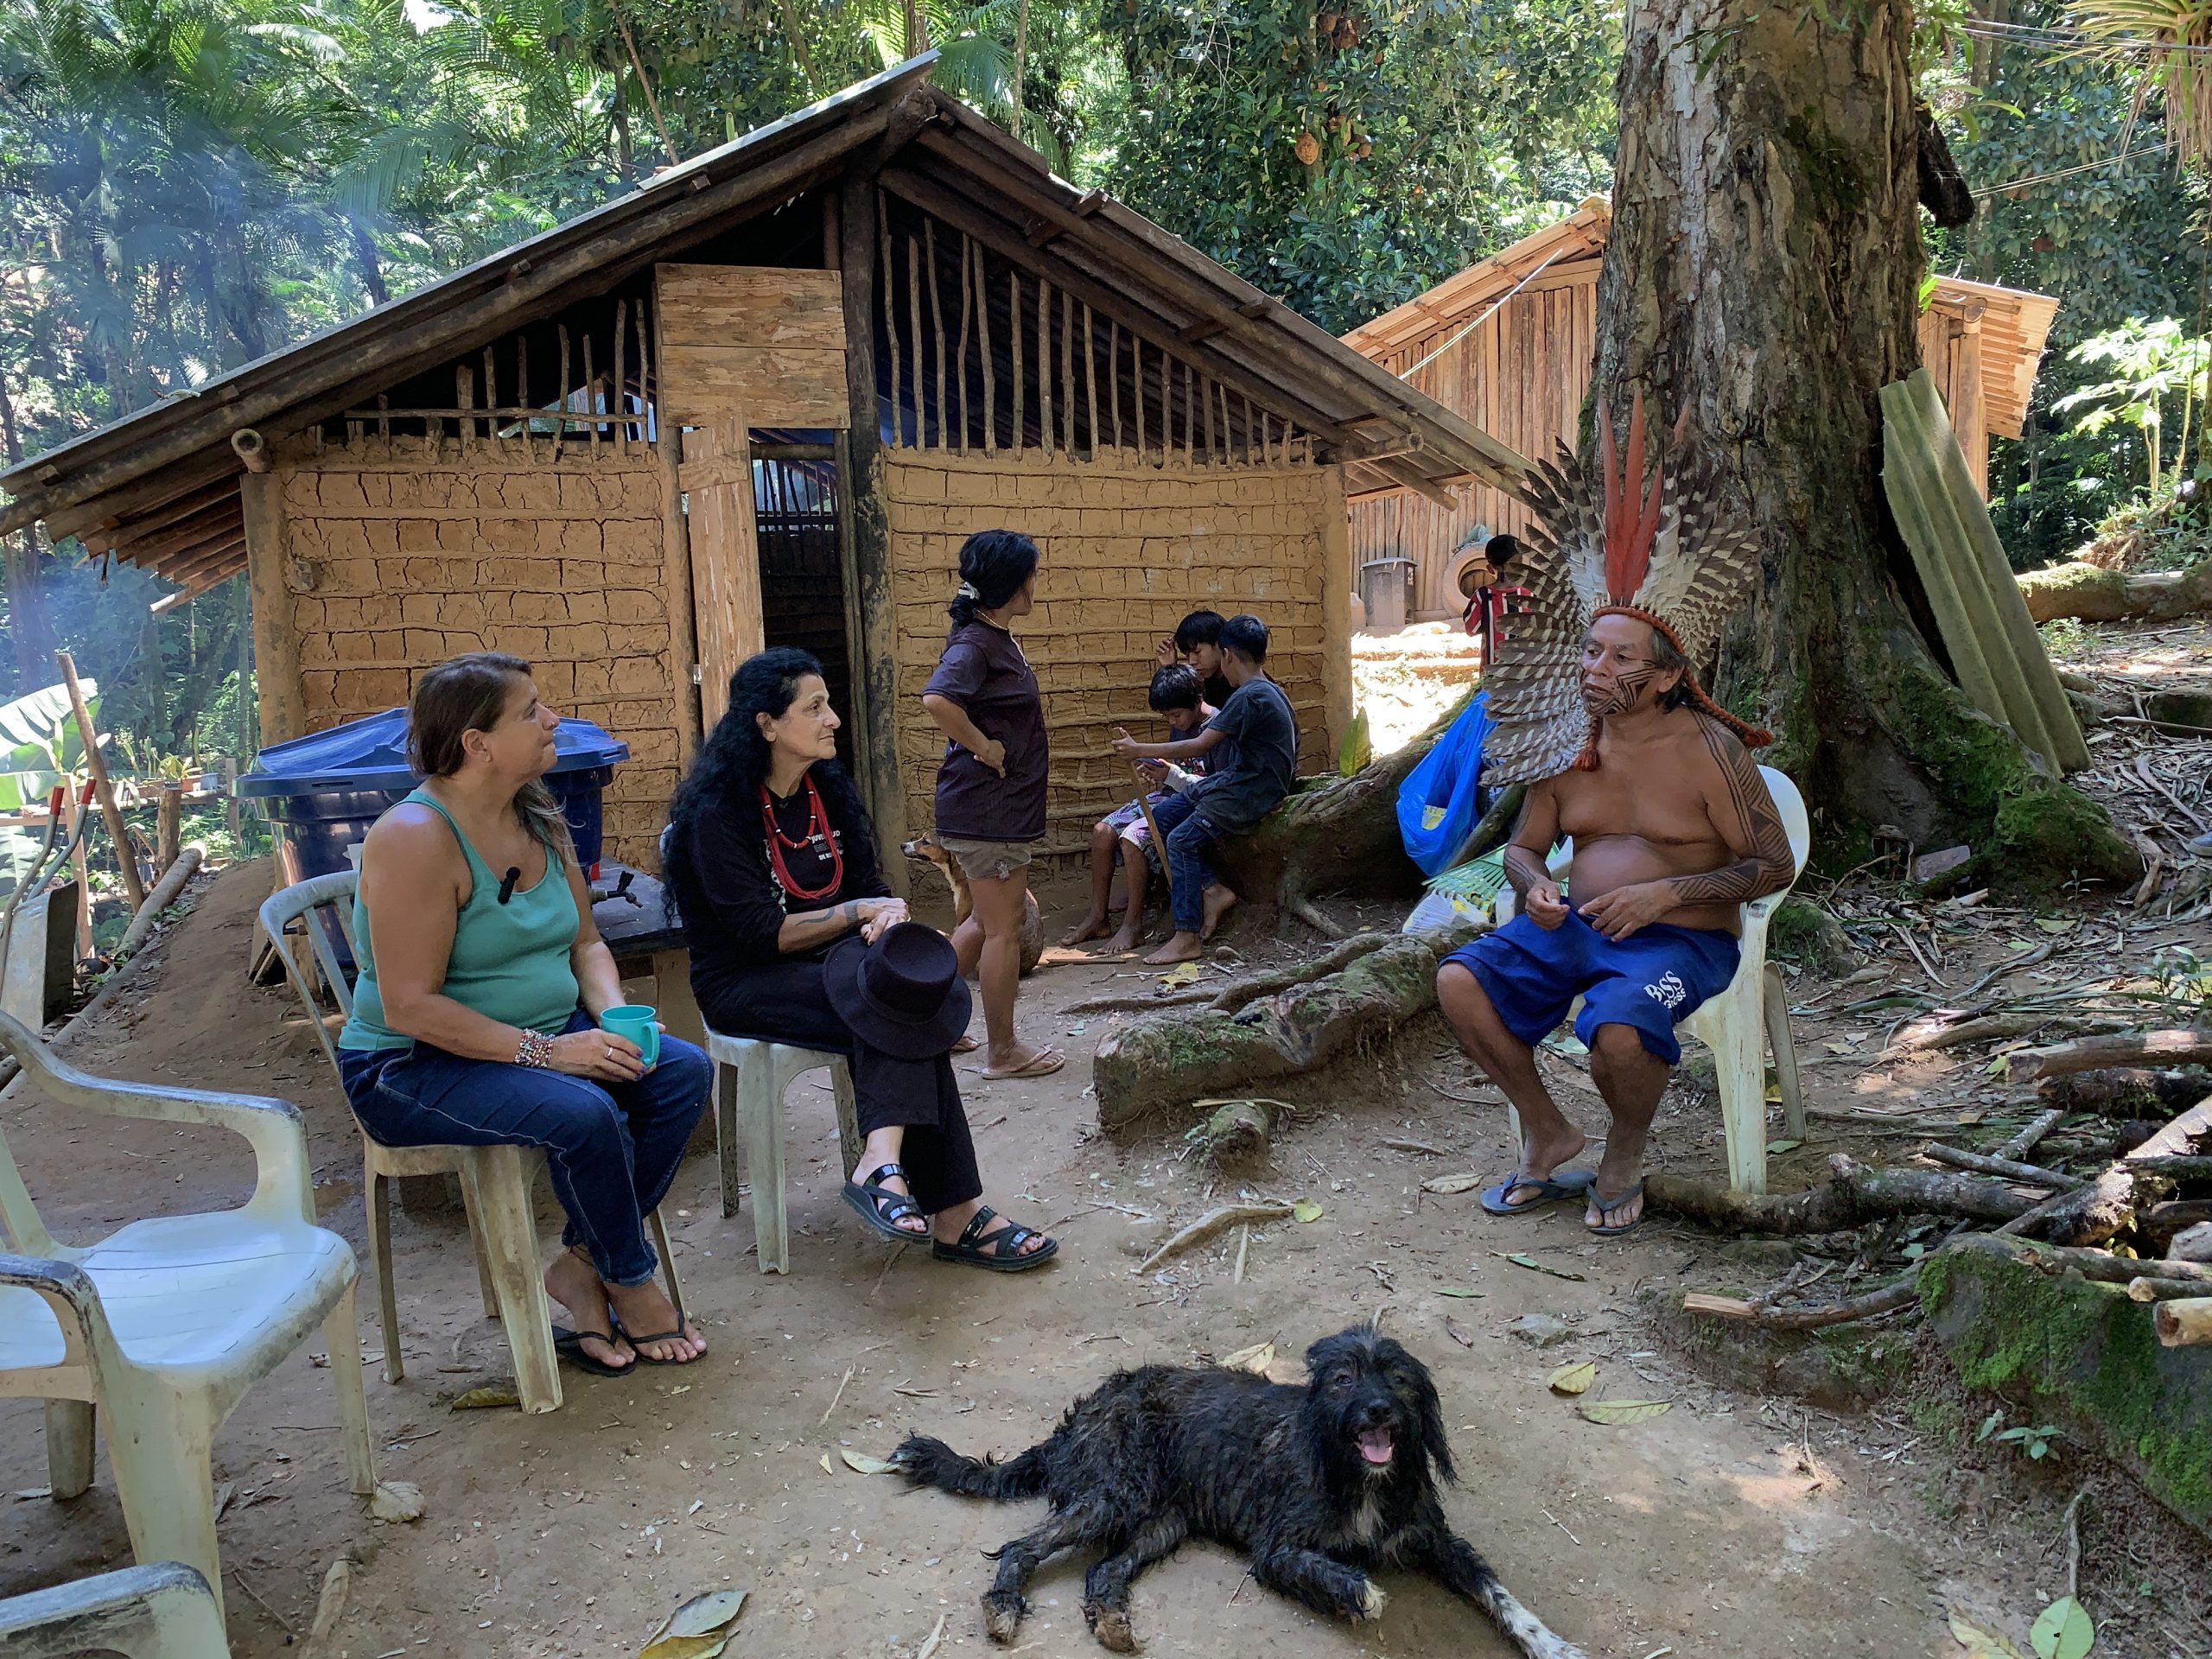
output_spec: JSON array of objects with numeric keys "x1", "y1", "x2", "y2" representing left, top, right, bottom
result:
[{"x1": 1112, "y1": 613, "x2": 1297, "y2": 964}]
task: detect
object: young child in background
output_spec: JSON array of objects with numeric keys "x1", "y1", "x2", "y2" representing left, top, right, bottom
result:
[
  {"x1": 1154, "y1": 609, "x2": 1231, "y2": 708},
  {"x1": 1113, "y1": 613, "x2": 1298, "y2": 965},
  {"x1": 1064, "y1": 664, "x2": 1217, "y2": 953}
]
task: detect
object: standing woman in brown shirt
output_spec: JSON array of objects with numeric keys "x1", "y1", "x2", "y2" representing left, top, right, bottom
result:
[{"x1": 921, "y1": 530, "x2": 1064, "y2": 1079}]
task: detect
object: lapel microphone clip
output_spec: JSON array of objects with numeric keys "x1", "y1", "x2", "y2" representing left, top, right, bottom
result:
[{"x1": 498, "y1": 867, "x2": 522, "y2": 905}]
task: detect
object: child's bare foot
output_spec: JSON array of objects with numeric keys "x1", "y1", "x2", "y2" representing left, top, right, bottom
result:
[
  {"x1": 1143, "y1": 931, "x2": 1203, "y2": 965},
  {"x1": 1105, "y1": 919, "x2": 1144, "y2": 953},
  {"x1": 1198, "y1": 884, "x2": 1237, "y2": 941},
  {"x1": 1060, "y1": 912, "x2": 1115, "y2": 946}
]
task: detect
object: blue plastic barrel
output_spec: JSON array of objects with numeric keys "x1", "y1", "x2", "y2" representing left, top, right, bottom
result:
[{"x1": 236, "y1": 709, "x2": 629, "y2": 883}]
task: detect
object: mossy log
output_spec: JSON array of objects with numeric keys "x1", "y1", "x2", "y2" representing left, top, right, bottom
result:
[
  {"x1": 2041, "y1": 1067, "x2": 2212, "y2": 1119},
  {"x1": 2018, "y1": 557, "x2": 2212, "y2": 625},
  {"x1": 1647, "y1": 1153, "x2": 2035, "y2": 1234},
  {"x1": 1093, "y1": 920, "x2": 1478, "y2": 1132},
  {"x1": 1211, "y1": 693, "x2": 1470, "y2": 937}
]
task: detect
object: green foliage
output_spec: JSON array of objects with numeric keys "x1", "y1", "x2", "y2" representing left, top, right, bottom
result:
[{"x1": 2051, "y1": 316, "x2": 2212, "y2": 492}]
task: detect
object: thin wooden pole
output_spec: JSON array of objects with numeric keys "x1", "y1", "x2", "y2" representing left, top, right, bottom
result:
[
  {"x1": 1083, "y1": 302, "x2": 1099, "y2": 456},
  {"x1": 67, "y1": 785, "x2": 92, "y2": 960},
  {"x1": 482, "y1": 346, "x2": 499, "y2": 447},
  {"x1": 635, "y1": 296, "x2": 653, "y2": 446},
  {"x1": 906, "y1": 232, "x2": 925, "y2": 448},
  {"x1": 1037, "y1": 276, "x2": 1053, "y2": 456},
  {"x1": 1157, "y1": 341, "x2": 1170, "y2": 467},
  {"x1": 515, "y1": 330, "x2": 534, "y2": 461},
  {"x1": 1131, "y1": 766, "x2": 1173, "y2": 906},
  {"x1": 1108, "y1": 320, "x2": 1122, "y2": 452},
  {"x1": 1240, "y1": 392, "x2": 1254, "y2": 465},
  {"x1": 1201, "y1": 374, "x2": 1216, "y2": 464},
  {"x1": 55, "y1": 650, "x2": 147, "y2": 913},
  {"x1": 457, "y1": 363, "x2": 476, "y2": 454},
  {"x1": 1010, "y1": 270, "x2": 1024, "y2": 446},
  {"x1": 976, "y1": 240, "x2": 996, "y2": 451},
  {"x1": 582, "y1": 335, "x2": 598, "y2": 454},
  {"x1": 880, "y1": 194, "x2": 903, "y2": 447},
  {"x1": 1133, "y1": 336, "x2": 1147, "y2": 459},
  {"x1": 1060, "y1": 289, "x2": 1075, "y2": 454},
  {"x1": 1180, "y1": 359, "x2": 1193, "y2": 467},
  {"x1": 555, "y1": 325, "x2": 570, "y2": 461},
  {"x1": 954, "y1": 231, "x2": 972, "y2": 455},
  {"x1": 925, "y1": 219, "x2": 947, "y2": 452},
  {"x1": 612, "y1": 301, "x2": 628, "y2": 454}
]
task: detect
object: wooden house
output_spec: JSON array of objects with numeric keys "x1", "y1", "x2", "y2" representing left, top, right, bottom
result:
[
  {"x1": 1341, "y1": 198, "x2": 2059, "y2": 621},
  {"x1": 0, "y1": 58, "x2": 1529, "y2": 877}
]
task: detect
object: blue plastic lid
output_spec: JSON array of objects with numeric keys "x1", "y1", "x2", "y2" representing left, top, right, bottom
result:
[{"x1": 236, "y1": 707, "x2": 628, "y2": 798}]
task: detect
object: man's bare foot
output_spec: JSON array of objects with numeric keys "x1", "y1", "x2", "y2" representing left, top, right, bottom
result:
[
  {"x1": 1493, "y1": 1126, "x2": 1590, "y2": 1209},
  {"x1": 1198, "y1": 883, "x2": 1237, "y2": 941},
  {"x1": 1104, "y1": 920, "x2": 1144, "y2": 953},
  {"x1": 850, "y1": 1160, "x2": 930, "y2": 1236},
  {"x1": 605, "y1": 1277, "x2": 706, "y2": 1363},
  {"x1": 1060, "y1": 912, "x2": 1115, "y2": 946},
  {"x1": 1143, "y1": 931, "x2": 1203, "y2": 965},
  {"x1": 544, "y1": 1248, "x2": 632, "y2": 1370}
]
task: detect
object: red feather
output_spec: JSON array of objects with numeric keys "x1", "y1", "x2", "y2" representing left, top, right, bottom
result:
[{"x1": 1600, "y1": 390, "x2": 1663, "y2": 603}]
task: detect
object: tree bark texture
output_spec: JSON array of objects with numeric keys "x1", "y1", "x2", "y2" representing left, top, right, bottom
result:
[{"x1": 1594, "y1": 2, "x2": 2133, "y2": 880}]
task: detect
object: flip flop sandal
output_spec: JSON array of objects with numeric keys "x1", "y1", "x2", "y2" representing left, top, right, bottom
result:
[
  {"x1": 1586, "y1": 1180, "x2": 1647, "y2": 1238},
  {"x1": 952, "y1": 1034, "x2": 981, "y2": 1053},
  {"x1": 552, "y1": 1325, "x2": 633, "y2": 1377},
  {"x1": 1478, "y1": 1169, "x2": 1596, "y2": 1217},
  {"x1": 931, "y1": 1205, "x2": 1058, "y2": 1273},
  {"x1": 842, "y1": 1162, "x2": 931, "y2": 1246},
  {"x1": 980, "y1": 1047, "x2": 1065, "y2": 1081},
  {"x1": 618, "y1": 1323, "x2": 707, "y2": 1367}
]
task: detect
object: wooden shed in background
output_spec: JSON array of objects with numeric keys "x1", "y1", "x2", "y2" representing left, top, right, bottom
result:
[
  {"x1": 0, "y1": 57, "x2": 1529, "y2": 878},
  {"x1": 1341, "y1": 198, "x2": 2059, "y2": 622}
]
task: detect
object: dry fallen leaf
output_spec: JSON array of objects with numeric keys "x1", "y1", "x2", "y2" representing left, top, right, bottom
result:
[
  {"x1": 1222, "y1": 1341, "x2": 1276, "y2": 1373},
  {"x1": 1443, "y1": 1317, "x2": 1476, "y2": 1349},
  {"x1": 1548, "y1": 1360, "x2": 1597, "y2": 1396},
  {"x1": 639, "y1": 1587, "x2": 748, "y2": 1659},
  {"x1": 1421, "y1": 1172, "x2": 1485, "y2": 1195},
  {"x1": 370, "y1": 1480, "x2": 424, "y2": 1523},
  {"x1": 1159, "y1": 962, "x2": 1202, "y2": 988},
  {"x1": 915, "y1": 1611, "x2": 948, "y2": 1659},
  {"x1": 817, "y1": 1452, "x2": 835, "y2": 1474},
  {"x1": 1948, "y1": 1611, "x2": 2029, "y2": 1659},
  {"x1": 838, "y1": 1449, "x2": 898, "y2": 1475},
  {"x1": 450, "y1": 1386, "x2": 520, "y2": 1411},
  {"x1": 1433, "y1": 1286, "x2": 1484, "y2": 1298},
  {"x1": 1578, "y1": 1398, "x2": 1672, "y2": 1426}
]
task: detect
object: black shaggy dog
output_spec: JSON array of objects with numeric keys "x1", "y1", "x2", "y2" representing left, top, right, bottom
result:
[{"x1": 893, "y1": 1326, "x2": 1585, "y2": 1657}]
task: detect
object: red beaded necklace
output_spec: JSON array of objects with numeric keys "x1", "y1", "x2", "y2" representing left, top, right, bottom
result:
[{"x1": 760, "y1": 772, "x2": 843, "y2": 901}]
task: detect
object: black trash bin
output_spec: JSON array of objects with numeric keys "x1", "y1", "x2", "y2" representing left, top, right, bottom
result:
[
  {"x1": 236, "y1": 708, "x2": 629, "y2": 887},
  {"x1": 1358, "y1": 556, "x2": 1417, "y2": 634}
]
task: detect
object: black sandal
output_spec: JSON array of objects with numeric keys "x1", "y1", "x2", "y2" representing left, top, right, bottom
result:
[
  {"x1": 931, "y1": 1205, "x2": 1058, "y2": 1273},
  {"x1": 842, "y1": 1163, "x2": 931, "y2": 1245},
  {"x1": 552, "y1": 1325, "x2": 634, "y2": 1377}
]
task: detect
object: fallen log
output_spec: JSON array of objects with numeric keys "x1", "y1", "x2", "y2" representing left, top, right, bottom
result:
[
  {"x1": 2016, "y1": 556, "x2": 2212, "y2": 625},
  {"x1": 1647, "y1": 1154, "x2": 2036, "y2": 1235},
  {"x1": 1681, "y1": 1279, "x2": 1920, "y2": 1330},
  {"x1": 1923, "y1": 1142, "x2": 2083, "y2": 1189},
  {"x1": 1093, "y1": 919, "x2": 1478, "y2": 1130},
  {"x1": 2005, "y1": 1091, "x2": 2212, "y2": 1247},
  {"x1": 2126, "y1": 1276, "x2": 2212, "y2": 1302},
  {"x1": 1887, "y1": 1010, "x2": 2051, "y2": 1056},
  {"x1": 2011, "y1": 1243, "x2": 2212, "y2": 1287},
  {"x1": 1995, "y1": 1108, "x2": 2066, "y2": 1162},
  {"x1": 2153, "y1": 1296, "x2": 2212, "y2": 1347},
  {"x1": 1211, "y1": 931, "x2": 1397, "y2": 1014},
  {"x1": 2144, "y1": 1200, "x2": 2212, "y2": 1250},
  {"x1": 2009, "y1": 1029, "x2": 2212, "y2": 1083},
  {"x1": 2038, "y1": 1067, "x2": 2211, "y2": 1118},
  {"x1": 2132, "y1": 1156, "x2": 2212, "y2": 1180}
]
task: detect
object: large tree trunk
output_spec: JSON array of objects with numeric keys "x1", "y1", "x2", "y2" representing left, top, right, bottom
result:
[{"x1": 1596, "y1": 2, "x2": 2133, "y2": 880}]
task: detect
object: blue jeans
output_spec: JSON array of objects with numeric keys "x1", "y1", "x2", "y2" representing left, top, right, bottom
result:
[
  {"x1": 337, "y1": 1010, "x2": 711, "y2": 1287},
  {"x1": 1147, "y1": 792, "x2": 1217, "y2": 936}
]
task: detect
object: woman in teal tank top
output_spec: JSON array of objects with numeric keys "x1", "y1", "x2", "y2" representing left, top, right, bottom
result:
[{"x1": 336, "y1": 654, "x2": 711, "y2": 1374}]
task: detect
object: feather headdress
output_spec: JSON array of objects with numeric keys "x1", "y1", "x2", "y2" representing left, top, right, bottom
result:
[{"x1": 1482, "y1": 392, "x2": 1770, "y2": 783}]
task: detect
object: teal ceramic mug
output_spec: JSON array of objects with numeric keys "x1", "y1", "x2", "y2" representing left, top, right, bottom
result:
[{"x1": 599, "y1": 1004, "x2": 660, "y2": 1069}]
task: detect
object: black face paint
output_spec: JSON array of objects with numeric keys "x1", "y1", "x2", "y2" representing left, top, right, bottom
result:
[{"x1": 1583, "y1": 664, "x2": 1660, "y2": 715}]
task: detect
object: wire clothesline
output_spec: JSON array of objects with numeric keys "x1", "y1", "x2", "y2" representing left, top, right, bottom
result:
[
  {"x1": 1969, "y1": 143, "x2": 2171, "y2": 200},
  {"x1": 1395, "y1": 245, "x2": 1569, "y2": 384},
  {"x1": 1957, "y1": 18, "x2": 2212, "y2": 60}
]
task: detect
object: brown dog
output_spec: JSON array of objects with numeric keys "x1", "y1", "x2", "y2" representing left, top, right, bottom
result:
[{"x1": 903, "y1": 830, "x2": 1045, "y2": 977}]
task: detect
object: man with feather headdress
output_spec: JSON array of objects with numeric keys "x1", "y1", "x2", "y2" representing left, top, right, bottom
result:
[{"x1": 1437, "y1": 397, "x2": 1796, "y2": 1236}]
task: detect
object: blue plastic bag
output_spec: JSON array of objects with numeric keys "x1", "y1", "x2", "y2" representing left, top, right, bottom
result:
[{"x1": 1395, "y1": 690, "x2": 1495, "y2": 877}]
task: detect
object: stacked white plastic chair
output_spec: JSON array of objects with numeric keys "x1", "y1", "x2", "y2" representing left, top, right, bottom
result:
[{"x1": 703, "y1": 1030, "x2": 863, "y2": 1274}]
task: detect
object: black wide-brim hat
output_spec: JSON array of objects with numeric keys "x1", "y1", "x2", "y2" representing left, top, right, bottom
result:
[{"x1": 823, "y1": 922, "x2": 973, "y2": 1059}]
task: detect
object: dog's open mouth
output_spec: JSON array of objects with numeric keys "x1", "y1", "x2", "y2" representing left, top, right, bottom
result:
[{"x1": 1356, "y1": 1427, "x2": 1395, "y2": 1466}]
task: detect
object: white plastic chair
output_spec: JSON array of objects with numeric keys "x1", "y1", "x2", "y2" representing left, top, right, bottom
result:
[
  {"x1": 0, "y1": 1561, "x2": 229, "y2": 1657},
  {"x1": 0, "y1": 1011, "x2": 376, "y2": 1634},
  {"x1": 1492, "y1": 766, "x2": 1811, "y2": 1196},
  {"x1": 258, "y1": 871, "x2": 684, "y2": 1414},
  {"x1": 703, "y1": 1030, "x2": 863, "y2": 1274}
]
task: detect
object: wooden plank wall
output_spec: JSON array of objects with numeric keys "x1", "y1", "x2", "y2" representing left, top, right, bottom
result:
[
  {"x1": 1346, "y1": 265, "x2": 1598, "y2": 620},
  {"x1": 883, "y1": 448, "x2": 1338, "y2": 861},
  {"x1": 1918, "y1": 304, "x2": 1989, "y2": 499}
]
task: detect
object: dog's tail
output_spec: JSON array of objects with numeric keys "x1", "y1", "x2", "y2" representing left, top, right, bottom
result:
[{"x1": 892, "y1": 1432, "x2": 1050, "y2": 1503}]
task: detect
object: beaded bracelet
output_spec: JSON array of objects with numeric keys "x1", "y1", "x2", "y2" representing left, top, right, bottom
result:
[{"x1": 516, "y1": 1029, "x2": 554, "y2": 1069}]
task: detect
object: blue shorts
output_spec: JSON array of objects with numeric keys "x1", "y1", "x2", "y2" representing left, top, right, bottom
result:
[{"x1": 1442, "y1": 910, "x2": 1741, "y2": 1066}]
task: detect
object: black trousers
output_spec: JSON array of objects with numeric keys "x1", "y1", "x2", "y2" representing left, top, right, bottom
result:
[{"x1": 699, "y1": 957, "x2": 982, "y2": 1214}]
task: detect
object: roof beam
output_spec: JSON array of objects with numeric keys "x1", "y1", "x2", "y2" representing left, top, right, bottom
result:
[{"x1": 74, "y1": 477, "x2": 241, "y2": 554}]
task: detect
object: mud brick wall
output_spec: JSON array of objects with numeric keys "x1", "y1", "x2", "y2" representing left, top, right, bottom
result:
[
  {"x1": 275, "y1": 435, "x2": 683, "y2": 869},
  {"x1": 884, "y1": 447, "x2": 1341, "y2": 859}
]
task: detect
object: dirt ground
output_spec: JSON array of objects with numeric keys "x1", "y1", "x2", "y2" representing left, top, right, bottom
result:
[{"x1": 6, "y1": 868, "x2": 2201, "y2": 1659}]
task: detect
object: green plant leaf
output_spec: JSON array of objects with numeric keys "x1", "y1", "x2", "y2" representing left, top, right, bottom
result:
[
  {"x1": 640, "y1": 1588, "x2": 748, "y2": 1658},
  {"x1": 1548, "y1": 1360, "x2": 1596, "y2": 1395},
  {"x1": 1292, "y1": 1198, "x2": 1324, "y2": 1223},
  {"x1": 1765, "y1": 1138, "x2": 1802, "y2": 1154},
  {"x1": 2029, "y1": 1595, "x2": 2093, "y2": 1659}
]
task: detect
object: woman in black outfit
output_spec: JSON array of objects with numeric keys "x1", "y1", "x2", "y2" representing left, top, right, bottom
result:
[{"x1": 663, "y1": 648, "x2": 1056, "y2": 1270}]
